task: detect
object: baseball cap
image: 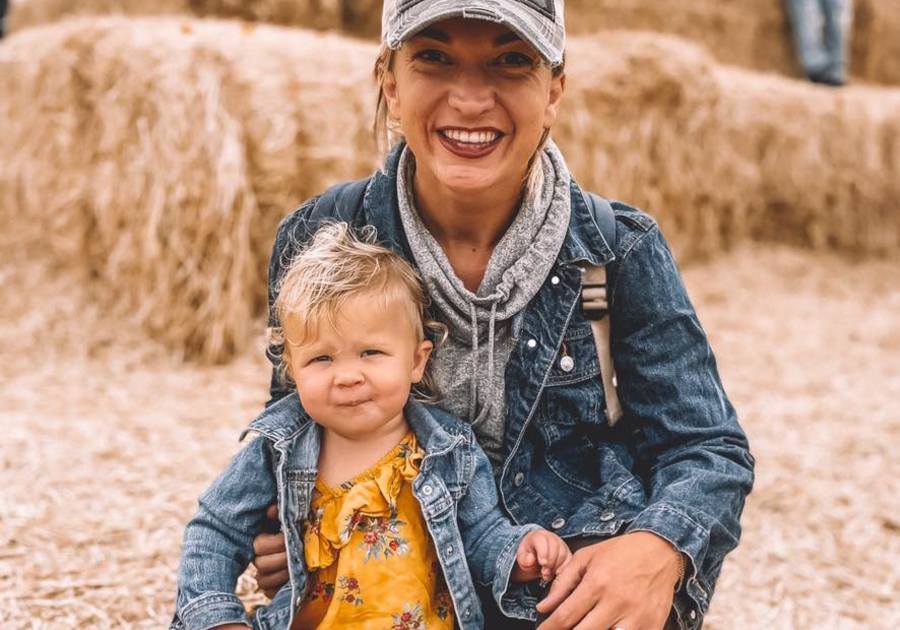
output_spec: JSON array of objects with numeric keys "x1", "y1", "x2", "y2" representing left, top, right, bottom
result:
[{"x1": 381, "y1": 0, "x2": 566, "y2": 67}]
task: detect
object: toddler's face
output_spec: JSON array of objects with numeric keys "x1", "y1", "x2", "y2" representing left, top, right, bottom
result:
[{"x1": 284, "y1": 294, "x2": 432, "y2": 440}]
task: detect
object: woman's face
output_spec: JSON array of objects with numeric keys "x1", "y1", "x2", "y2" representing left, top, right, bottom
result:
[{"x1": 382, "y1": 17, "x2": 565, "y2": 196}]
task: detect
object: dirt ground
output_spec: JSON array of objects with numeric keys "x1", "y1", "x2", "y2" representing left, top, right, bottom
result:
[{"x1": 1, "y1": 244, "x2": 898, "y2": 629}]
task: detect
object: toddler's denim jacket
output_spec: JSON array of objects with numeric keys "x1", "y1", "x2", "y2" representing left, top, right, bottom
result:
[{"x1": 171, "y1": 394, "x2": 539, "y2": 630}]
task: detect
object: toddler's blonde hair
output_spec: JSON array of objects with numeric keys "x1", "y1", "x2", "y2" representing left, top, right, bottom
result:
[{"x1": 269, "y1": 222, "x2": 443, "y2": 401}]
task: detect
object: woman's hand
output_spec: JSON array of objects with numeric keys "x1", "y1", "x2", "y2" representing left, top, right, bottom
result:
[
  {"x1": 251, "y1": 504, "x2": 289, "y2": 598},
  {"x1": 511, "y1": 529, "x2": 573, "y2": 583},
  {"x1": 536, "y1": 531, "x2": 683, "y2": 630}
]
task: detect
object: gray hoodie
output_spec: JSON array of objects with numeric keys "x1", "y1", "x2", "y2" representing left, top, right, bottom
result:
[{"x1": 396, "y1": 141, "x2": 572, "y2": 467}]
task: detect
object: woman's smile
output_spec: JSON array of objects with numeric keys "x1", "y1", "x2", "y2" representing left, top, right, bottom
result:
[{"x1": 437, "y1": 126, "x2": 505, "y2": 159}]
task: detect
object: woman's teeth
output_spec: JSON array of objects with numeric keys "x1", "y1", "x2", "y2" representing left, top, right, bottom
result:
[{"x1": 442, "y1": 129, "x2": 499, "y2": 145}]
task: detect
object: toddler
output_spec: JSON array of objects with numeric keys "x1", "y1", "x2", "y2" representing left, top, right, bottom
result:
[{"x1": 171, "y1": 223, "x2": 571, "y2": 630}]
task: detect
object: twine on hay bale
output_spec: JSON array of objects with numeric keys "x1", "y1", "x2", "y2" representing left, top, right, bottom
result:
[{"x1": 1, "y1": 19, "x2": 898, "y2": 364}]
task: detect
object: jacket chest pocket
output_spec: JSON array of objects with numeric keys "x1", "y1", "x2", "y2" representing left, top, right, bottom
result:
[
  {"x1": 540, "y1": 324, "x2": 608, "y2": 429},
  {"x1": 536, "y1": 324, "x2": 608, "y2": 491},
  {"x1": 284, "y1": 469, "x2": 316, "y2": 523}
]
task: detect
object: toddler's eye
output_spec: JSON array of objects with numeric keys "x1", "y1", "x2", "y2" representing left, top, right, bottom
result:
[
  {"x1": 361, "y1": 349, "x2": 383, "y2": 357},
  {"x1": 309, "y1": 355, "x2": 331, "y2": 364}
]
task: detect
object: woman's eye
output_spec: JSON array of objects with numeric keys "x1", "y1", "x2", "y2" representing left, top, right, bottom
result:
[
  {"x1": 495, "y1": 52, "x2": 535, "y2": 67},
  {"x1": 413, "y1": 49, "x2": 451, "y2": 65}
]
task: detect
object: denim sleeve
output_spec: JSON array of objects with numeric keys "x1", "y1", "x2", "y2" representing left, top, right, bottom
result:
[
  {"x1": 456, "y1": 433, "x2": 541, "y2": 620},
  {"x1": 609, "y1": 225, "x2": 755, "y2": 628},
  {"x1": 173, "y1": 436, "x2": 276, "y2": 630}
]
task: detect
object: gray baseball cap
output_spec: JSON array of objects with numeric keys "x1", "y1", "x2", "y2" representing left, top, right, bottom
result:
[{"x1": 381, "y1": 0, "x2": 566, "y2": 67}]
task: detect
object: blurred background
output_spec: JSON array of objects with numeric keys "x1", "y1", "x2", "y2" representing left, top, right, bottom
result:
[{"x1": 0, "y1": 1, "x2": 898, "y2": 627}]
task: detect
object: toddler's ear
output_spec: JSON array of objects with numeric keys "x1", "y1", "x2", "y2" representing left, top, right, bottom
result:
[{"x1": 411, "y1": 339, "x2": 434, "y2": 383}]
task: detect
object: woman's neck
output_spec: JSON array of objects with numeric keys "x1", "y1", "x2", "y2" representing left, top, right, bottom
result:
[
  {"x1": 411, "y1": 170, "x2": 524, "y2": 291},
  {"x1": 412, "y1": 171, "x2": 522, "y2": 251}
]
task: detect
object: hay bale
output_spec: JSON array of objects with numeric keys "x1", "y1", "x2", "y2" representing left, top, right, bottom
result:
[
  {"x1": 559, "y1": 33, "x2": 900, "y2": 258},
  {"x1": 8, "y1": 0, "x2": 900, "y2": 85},
  {"x1": 2, "y1": 19, "x2": 898, "y2": 363},
  {"x1": 5, "y1": 0, "x2": 342, "y2": 32},
  {"x1": 0, "y1": 17, "x2": 377, "y2": 363}
]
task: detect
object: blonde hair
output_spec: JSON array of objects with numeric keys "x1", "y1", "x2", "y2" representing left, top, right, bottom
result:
[
  {"x1": 269, "y1": 222, "x2": 444, "y2": 401},
  {"x1": 372, "y1": 45, "x2": 566, "y2": 199}
]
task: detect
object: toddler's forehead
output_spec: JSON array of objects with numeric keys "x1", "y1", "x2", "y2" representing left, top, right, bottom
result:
[{"x1": 283, "y1": 290, "x2": 422, "y2": 343}]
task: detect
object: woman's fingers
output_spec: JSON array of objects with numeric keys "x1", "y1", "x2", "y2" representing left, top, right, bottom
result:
[
  {"x1": 252, "y1": 531, "x2": 286, "y2": 557},
  {"x1": 253, "y1": 550, "x2": 287, "y2": 575},
  {"x1": 536, "y1": 578, "x2": 596, "y2": 630},
  {"x1": 265, "y1": 504, "x2": 278, "y2": 521},
  {"x1": 536, "y1": 552, "x2": 585, "y2": 614},
  {"x1": 255, "y1": 569, "x2": 290, "y2": 599}
]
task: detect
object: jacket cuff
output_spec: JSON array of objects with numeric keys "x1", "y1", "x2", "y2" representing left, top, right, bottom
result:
[
  {"x1": 492, "y1": 524, "x2": 542, "y2": 621},
  {"x1": 625, "y1": 502, "x2": 711, "y2": 629},
  {"x1": 177, "y1": 592, "x2": 251, "y2": 630}
]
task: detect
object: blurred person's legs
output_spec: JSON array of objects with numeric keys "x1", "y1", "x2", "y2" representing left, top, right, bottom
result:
[
  {"x1": 785, "y1": 0, "x2": 850, "y2": 85},
  {"x1": 821, "y1": 0, "x2": 851, "y2": 84}
]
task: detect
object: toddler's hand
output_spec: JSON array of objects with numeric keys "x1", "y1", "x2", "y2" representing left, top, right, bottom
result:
[{"x1": 511, "y1": 529, "x2": 572, "y2": 583}]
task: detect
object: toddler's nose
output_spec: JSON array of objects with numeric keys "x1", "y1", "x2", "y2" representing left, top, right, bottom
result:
[{"x1": 334, "y1": 368, "x2": 364, "y2": 387}]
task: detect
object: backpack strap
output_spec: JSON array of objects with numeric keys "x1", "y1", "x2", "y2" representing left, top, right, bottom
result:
[{"x1": 580, "y1": 192, "x2": 624, "y2": 426}]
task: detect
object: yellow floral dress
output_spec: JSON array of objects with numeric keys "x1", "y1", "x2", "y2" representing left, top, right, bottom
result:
[{"x1": 291, "y1": 432, "x2": 455, "y2": 630}]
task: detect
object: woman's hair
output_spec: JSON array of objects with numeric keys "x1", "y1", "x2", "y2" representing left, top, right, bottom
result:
[
  {"x1": 269, "y1": 222, "x2": 444, "y2": 401},
  {"x1": 372, "y1": 45, "x2": 566, "y2": 199}
]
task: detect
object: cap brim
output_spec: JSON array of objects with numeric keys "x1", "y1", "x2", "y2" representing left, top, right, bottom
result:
[{"x1": 385, "y1": 0, "x2": 564, "y2": 66}]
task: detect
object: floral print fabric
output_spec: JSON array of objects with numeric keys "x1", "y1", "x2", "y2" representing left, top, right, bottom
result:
[{"x1": 292, "y1": 432, "x2": 454, "y2": 630}]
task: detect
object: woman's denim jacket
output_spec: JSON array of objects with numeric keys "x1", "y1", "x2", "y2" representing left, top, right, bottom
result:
[
  {"x1": 172, "y1": 395, "x2": 539, "y2": 630},
  {"x1": 261, "y1": 143, "x2": 756, "y2": 629}
]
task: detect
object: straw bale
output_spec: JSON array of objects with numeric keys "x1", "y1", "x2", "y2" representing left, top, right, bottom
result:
[
  {"x1": 5, "y1": 0, "x2": 343, "y2": 32},
  {"x1": 558, "y1": 32, "x2": 900, "y2": 258},
  {"x1": 0, "y1": 17, "x2": 377, "y2": 363},
  {"x1": 2, "y1": 20, "x2": 898, "y2": 364},
  {"x1": 8, "y1": 0, "x2": 900, "y2": 85}
]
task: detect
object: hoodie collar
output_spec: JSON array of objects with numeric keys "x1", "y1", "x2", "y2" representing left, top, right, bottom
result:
[{"x1": 365, "y1": 141, "x2": 614, "y2": 269}]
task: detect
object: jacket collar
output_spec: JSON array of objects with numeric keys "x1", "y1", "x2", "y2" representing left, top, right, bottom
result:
[
  {"x1": 241, "y1": 392, "x2": 462, "y2": 456},
  {"x1": 365, "y1": 141, "x2": 614, "y2": 268}
]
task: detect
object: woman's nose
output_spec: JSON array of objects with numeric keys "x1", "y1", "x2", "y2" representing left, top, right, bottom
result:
[{"x1": 447, "y1": 70, "x2": 496, "y2": 117}]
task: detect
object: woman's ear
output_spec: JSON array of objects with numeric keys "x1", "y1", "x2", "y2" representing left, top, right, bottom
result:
[
  {"x1": 410, "y1": 339, "x2": 434, "y2": 384},
  {"x1": 382, "y1": 69, "x2": 401, "y2": 121},
  {"x1": 543, "y1": 72, "x2": 566, "y2": 129}
]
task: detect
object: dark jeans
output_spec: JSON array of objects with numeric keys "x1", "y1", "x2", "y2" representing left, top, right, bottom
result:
[{"x1": 484, "y1": 537, "x2": 680, "y2": 629}]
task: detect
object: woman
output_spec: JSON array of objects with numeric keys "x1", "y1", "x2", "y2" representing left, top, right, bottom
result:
[{"x1": 252, "y1": 1, "x2": 754, "y2": 628}]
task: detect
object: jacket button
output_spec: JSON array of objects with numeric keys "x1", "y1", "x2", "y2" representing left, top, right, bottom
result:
[
  {"x1": 551, "y1": 517, "x2": 566, "y2": 530},
  {"x1": 527, "y1": 339, "x2": 537, "y2": 349},
  {"x1": 551, "y1": 275, "x2": 560, "y2": 285},
  {"x1": 513, "y1": 472, "x2": 525, "y2": 487},
  {"x1": 560, "y1": 356, "x2": 575, "y2": 372},
  {"x1": 690, "y1": 609, "x2": 697, "y2": 620},
  {"x1": 446, "y1": 545, "x2": 454, "y2": 556},
  {"x1": 599, "y1": 510, "x2": 615, "y2": 522},
  {"x1": 422, "y1": 485, "x2": 433, "y2": 496},
  {"x1": 464, "y1": 608, "x2": 472, "y2": 618}
]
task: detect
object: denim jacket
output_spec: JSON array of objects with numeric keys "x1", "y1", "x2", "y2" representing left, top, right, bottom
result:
[
  {"x1": 263, "y1": 142, "x2": 755, "y2": 629},
  {"x1": 172, "y1": 394, "x2": 540, "y2": 630}
]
